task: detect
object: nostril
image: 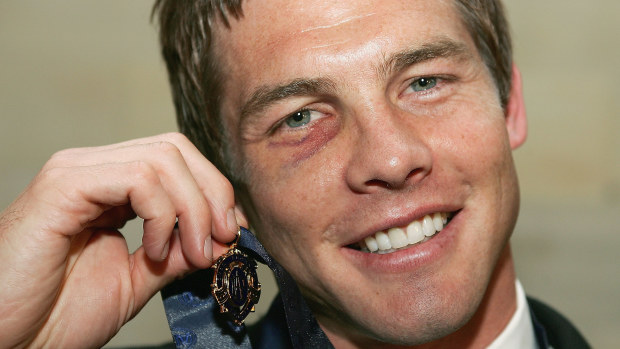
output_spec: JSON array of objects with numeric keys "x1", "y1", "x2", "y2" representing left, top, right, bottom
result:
[
  {"x1": 365, "y1": 179, "x2": 392, "y2": 189},
  {"x1": 406, "y1": 168, "x2": 424, "y2": 182},
  {"x1": 364, "y1": 167, "x2": 425, "y2": 190}
]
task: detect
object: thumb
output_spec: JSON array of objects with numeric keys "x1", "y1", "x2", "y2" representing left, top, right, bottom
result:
[{"x1": 126, "y1": 228, "x2": 195, "y2": 310}]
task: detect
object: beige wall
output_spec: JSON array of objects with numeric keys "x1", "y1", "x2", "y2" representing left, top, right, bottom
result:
[{"x1": 1, "y1": 1, "x2": 617, "y2": 347}]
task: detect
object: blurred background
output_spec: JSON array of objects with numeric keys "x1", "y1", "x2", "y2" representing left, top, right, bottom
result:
[{"x1": 0, "y1": 1, "x2": 617, "y2": 347}]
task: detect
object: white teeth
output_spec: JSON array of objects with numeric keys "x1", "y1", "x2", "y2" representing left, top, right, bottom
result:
[
  {"x1": 375, "y1": 231, "x2": 391, "y2": 251},
  {"x1": 406, "y1": 221, "x2": 424, "y2": 244},
  {"x1": 359, "y1": 212, "x2": 451, "y2": 254},
  {"x1": 364, "y1": 236, "x2": 379, "y2": 252},
  {"x1": 432, "y1": 212, "x2": 444, "y2": 232},
  {"x1": 422, "y1": 215, "x2": 435, "y2": 237},
  {"x1": 387, "y1": 227, "x2": 408, "y2": 249}
]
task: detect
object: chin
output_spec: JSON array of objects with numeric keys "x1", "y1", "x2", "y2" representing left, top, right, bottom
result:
[{"x1": 314, "y1": 268, "x2": 489, "y2": 348}]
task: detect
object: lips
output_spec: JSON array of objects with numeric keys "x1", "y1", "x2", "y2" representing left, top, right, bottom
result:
[{"x1": 350, "y1": 212, "x2": 454, "y2": 254}]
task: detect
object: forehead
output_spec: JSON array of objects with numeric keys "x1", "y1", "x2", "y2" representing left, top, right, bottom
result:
[{"x1": 212, "y1": 0, "x2": 471, "y2": 110}]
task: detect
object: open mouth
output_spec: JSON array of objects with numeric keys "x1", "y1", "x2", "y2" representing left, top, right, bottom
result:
[{"x1": 347, "y1": 211, "x2": 456, "y2": 254}]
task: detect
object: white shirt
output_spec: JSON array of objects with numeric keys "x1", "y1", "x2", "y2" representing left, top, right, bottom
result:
[{"x1": 486, "y1": 280, "x2": 539, "y2": 349}]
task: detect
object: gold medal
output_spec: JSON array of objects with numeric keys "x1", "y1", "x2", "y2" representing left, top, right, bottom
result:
[{"x1": 211, "y1": 228, "x2": 261, "y2": 325}]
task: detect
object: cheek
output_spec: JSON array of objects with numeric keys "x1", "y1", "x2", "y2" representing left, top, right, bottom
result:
[
  {"x1": 242, "y1": 142, "x2": 345, "y2": 237},
  {"x1": 434, "y1": 95, "x2": 511, "y2": 176},
  {"x1": 243, "y1": 116, "x2": 346, "y2": 211},
  {"x1": 454, "y1": 124, "x2": 509, "y2": 167}
]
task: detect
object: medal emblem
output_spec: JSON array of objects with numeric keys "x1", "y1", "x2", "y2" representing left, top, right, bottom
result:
[{"x1": 211, "y1": 228, "x2": 261, "y2": 325}]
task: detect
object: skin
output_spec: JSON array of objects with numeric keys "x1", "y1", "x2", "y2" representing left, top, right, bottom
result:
[
  {"x1": 0, "y1": 0, "x2": 528, "y2": 348},
  {"x1": 213, "y1": 0, "x2": 527, "y2": 347}
]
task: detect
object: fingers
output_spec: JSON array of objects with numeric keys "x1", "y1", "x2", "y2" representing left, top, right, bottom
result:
[
  {"x1": 96, "y1": 133, "x2": 240, "y2": 246},
  {"x1": 161, "y1": 134, "x2": 240, "y2": 248},
  {"x1": 34, "y1": 162, "x2": 178, "y2": 260},
  {"x1": 41, "y1": 132, "x2": 239, "y2": 267}
]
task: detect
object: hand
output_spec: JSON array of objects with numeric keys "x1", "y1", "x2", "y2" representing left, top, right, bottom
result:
[{"x1": 0, "y1": 133, "x2": 244, "y2": 348}]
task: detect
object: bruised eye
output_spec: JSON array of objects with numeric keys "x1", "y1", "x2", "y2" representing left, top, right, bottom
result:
[
  {"x1": 409, "y1": 77, "x2": 437, "y2": 92},
  {"x1": 285, "y1": 109, "x2": 313, "y2": 128}
]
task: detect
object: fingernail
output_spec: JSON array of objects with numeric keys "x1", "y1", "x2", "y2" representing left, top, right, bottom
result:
[
  {"x1": 234, "y1": 206, "x2": 248, "y2": 227},
  {"x1": 161, "y1": 241, "x2": 170, "y2": 260},
  {"x1": 204, "y1": 238, "x2": 212, "y2": 261},
  {"x1": 227, "y1": 208, "x2": 238, "y2": 235}
]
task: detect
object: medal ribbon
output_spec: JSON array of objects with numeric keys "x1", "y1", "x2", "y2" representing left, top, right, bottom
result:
[{"x1": 161, "y1": 227, "x2": 333, "y2": 348}]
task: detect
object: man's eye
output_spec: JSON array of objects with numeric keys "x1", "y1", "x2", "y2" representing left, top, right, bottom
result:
[
  {"x1": 285, "y1": 109, "x2": 313, "y2": 128},
  {"x1": 409, "y1": 77, "x2": 437, "y2": 92}
]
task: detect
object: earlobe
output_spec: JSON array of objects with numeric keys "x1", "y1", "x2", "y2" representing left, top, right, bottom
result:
[{"x1": 505, "y1": 64, "x2": 528, "y2": 149}]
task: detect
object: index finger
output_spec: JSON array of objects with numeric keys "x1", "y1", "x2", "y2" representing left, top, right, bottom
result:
[{"x1": 52, "y1": 132, "x2": 240, "y2": 247}]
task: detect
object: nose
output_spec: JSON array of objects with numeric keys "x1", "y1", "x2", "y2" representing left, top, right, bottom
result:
[{"x1": 345, "y1": 105, "x2": 432, "y2": 193}]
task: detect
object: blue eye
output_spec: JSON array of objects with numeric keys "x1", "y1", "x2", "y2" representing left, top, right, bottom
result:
[
  {"x1": 410, "y1": 77, "x2": 437, "y2": 92},
  {"x1": 285, "y1": 109, "x2": 312, "y2": 128}
]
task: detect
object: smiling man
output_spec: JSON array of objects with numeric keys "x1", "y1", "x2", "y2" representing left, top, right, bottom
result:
[
  {"x1": 0, "y1": 0, "x2": 589, "y2": 348},
  {"x1": 210, "y1": 1, "x2": 524, "y2": 347}
]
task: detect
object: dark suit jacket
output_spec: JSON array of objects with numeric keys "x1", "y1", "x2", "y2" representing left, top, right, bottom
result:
[{"x1": 527, "y1": 297, "x2": 590, "y2": 349}]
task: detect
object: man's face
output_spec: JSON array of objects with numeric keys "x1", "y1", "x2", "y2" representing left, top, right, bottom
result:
[{"x1": 214, "y1": 0, "x2": 524, "y2": 345}]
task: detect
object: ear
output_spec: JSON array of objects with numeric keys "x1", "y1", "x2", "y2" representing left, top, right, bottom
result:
[{"x1": 505, "y1": 64, "x2": 528, "y2": 149}]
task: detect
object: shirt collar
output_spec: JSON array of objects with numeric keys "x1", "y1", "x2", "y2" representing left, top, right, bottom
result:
[{"x1": 486, "y1": 279, "x2": 538, "y2": 349}]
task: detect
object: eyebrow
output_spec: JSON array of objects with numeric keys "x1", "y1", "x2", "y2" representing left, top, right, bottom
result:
[
  {"x1": 377, "y1": 39, "x2": 471, "y2": 78},
  {"x1": 238, "y1": 39, "x2": 470, "y2": 122},
  {"x1": 240, "y1": 78, "x2": 337, "y2": 123}
]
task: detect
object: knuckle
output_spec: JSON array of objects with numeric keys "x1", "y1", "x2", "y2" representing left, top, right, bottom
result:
[
  {"x1": 203, "y1": 175, "x2": 235, "y2": 207},
  {"x1": 129, "y1": 161, "x2": 159, "y2": 185},
  {"x1": 218, "y1": 176, "x2": 234, "y2": 196},
  {"x1": 152, "y1": 141, "x2": 182, "y2": 158},
  {"x1": 163, "y1": 131, "x2": 190, "y2": 145},
  {"x1": 34, "y1": 167, "x2": 82, "y2": 204},
  {"x1": 208, "y1": 169, "x2": 234, "y2": 193},
  {"x1": 37, "y1": 166, "x2": 68, "y2": 184},
  {"x1": 46, "y1": 148, "x2": 78, "y2": 168}
]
